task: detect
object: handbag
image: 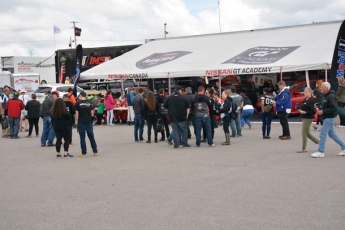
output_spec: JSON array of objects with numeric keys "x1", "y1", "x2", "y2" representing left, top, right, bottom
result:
[
  {"x1": 337, "y1": 106, "x2": 345, "y2": 117},
  {"x1": 263, "y1": 104, "x2": 273, "y2": 113},
  {"x1": 0, "y1": 118, "x2": 9, "y2": 130},
  {"x1": 157, "y1": 119, "x2": 164, "y2": 133}
]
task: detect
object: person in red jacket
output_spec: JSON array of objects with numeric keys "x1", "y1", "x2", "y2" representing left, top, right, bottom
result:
[{"x1": 6, "y1": 92, "x2": 24, "y2": 139}]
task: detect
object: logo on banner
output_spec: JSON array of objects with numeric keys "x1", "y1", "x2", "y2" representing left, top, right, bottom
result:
[
  {"x1": 223, "y1": 46, "x2": 300, "y2": 65},
  {"x1": 136, "y1": 51, "x2": 192, "y2": 69},
  {"x1": 337, "y1": 38, "x2": 345, "y2": 78}
]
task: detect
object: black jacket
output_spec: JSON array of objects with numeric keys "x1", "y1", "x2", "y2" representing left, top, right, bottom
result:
[
  {"x1": 144, "y1": 102, "x2": 159, "y2": 121},
  {"x1": 322, "y1": 90, "x2": 338, "y2": 119},
  {"x1": 25, "y1": 100, "x2": 41, "y2": 118},
  {"x1": 219, "y1": 97, "x2": 231, "y2": 115},
  {"x1": 300, "y1": 97, "x2": 316, "y2": 119},
  {"x1": 64, "y1": 101, "x2": 75, "y2": 125},
  {"x1": 52, "y1": 113, "x2": 71, "y2": 131},
  {"x1": 191, "y1": 94, "x2": 213, "y2": 117}
]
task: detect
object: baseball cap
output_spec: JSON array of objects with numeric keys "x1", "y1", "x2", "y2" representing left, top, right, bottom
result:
[
  {"x1": 51, "y1": 90, "x2": 60, "y2": 96},
  {"x1": 79, "y1": 91, "x2": 86, "y2": 97}
]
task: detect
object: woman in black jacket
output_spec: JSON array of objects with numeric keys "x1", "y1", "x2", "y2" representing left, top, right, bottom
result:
[
  {"x1": 25, "y1": 93, "x2": 40, "y2": 137},
  {"x1": 216, "y1": 90, "x2": 232, "y2": 145},
  {"x1": 50, "y1": 98, "x2": 73, "y2": 158},
  {"x1": 144, "y1": 91, "x2": 159, "y2": 143},
  {"x1": 297, "y1": 87, "x2": 319, "y2": 153}
]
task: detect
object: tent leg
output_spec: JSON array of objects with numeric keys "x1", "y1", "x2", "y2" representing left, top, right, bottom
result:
[
  {"x1": 168, "y1": 73, "x2": 171, "y2": 95},
  {"x1": 325, "y1": 68, "x2": 328, "y2": 81},
  {"x1": 305, "y1": 70, "x2": 310, "y2": 88},
  {"x1": 218, "y1": 75, "x2": 221, "y2": 97},
  {"x1": 280, "y1": 67, "x2": 283, "y2": 81}
]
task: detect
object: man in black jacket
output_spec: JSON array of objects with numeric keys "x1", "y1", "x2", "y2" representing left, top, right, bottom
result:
[
  {"x1": 164, "y1": 86, "x2": 190, "y2": 148},
  {"x1": 311, "y1": 82, "x2": 345, "y2": 158},
  {"x1": 156, "y1": 89, "x2": 170, "y2": 141}
]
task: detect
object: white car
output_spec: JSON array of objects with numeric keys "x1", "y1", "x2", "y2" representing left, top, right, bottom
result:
[{"x1": 34, "y1": 83, "x2": 84, "y2": 104}]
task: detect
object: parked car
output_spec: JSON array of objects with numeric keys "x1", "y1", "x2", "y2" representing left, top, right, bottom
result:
[
  {"x1": 34, "y1": 83, "x2": 84, "y2": 103},
  {"x1": 255, "y1": 79, "x2": 321, "y2": 115}
]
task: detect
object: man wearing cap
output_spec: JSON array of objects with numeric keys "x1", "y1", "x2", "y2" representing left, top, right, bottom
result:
[
  {"x1": 6, "y1": 92, "x2": 24, "y2": 139},
  {"x1": 75, "y1": 91, "x2": 98, "y2": 157},
  {"x1": 40, "y1": 91, "x2": 58, "y2": 147},
  {"x1": 0, "y1": 87, "x2": 11, "y2": 137},
  {"x1": 18, "y1": 89, "x2": 31, "y2": 132}
]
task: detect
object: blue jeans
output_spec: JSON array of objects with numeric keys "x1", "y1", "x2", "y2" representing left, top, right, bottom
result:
[
  {"x1": 261, "y1": 112, "x2": 273, "y2": 136},
  {"x1": 77, "y1": 123, "x2": 98, "y2": 154},
  {"x1": 134, "y1": 113, "x2": 144, "y2": 141},
  {"x1": 41, "y1": 115, "x2": 55, "y2": 145},
  {"x1": 8, "y1": 117, "x2": 20, "y2": 138},
  {"x1": 171, "y1": 121, "x2": 188, "y2": 148},
  {"x1": 230, "y1": 114, "x2": 242, "y2": 137},
  {"x1": 241, "y1": 109, "x2": 254, "y2": 128},
  {"x1": 318, "y1": 118, "x2": 345, "y2": 153},
  {"x1": 194, "y1": 116, "x2": 213, "y2": 146}
]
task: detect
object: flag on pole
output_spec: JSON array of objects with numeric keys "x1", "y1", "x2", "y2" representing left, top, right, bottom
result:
[{"x1": 54, "y1": 25, "x2": 61, "y2": 34}]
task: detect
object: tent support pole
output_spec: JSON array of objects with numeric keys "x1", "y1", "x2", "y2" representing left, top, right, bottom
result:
[
  {"x1": 325, "y1": 68, "x2": 328, "y2": 81},
  {"x1": 218, "y1": 75, "x2": 221, "y2": 97},
  {"x1": 168, "y1": 73, "x2": 171, "y2": 95},
  {"x1": 280, "y1": 67, "x2": 282, "y2": 81},
  {"x1": 305, "y1": 70, "x2": 310, "y2": 88}
]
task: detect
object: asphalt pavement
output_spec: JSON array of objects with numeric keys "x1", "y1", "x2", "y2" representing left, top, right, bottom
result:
[{"x1": 1, "y1": 121, "x2": 345, "y2": 230}]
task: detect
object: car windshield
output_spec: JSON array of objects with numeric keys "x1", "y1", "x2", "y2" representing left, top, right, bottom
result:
[{"x1": 34, "y1": 87, "x2": 52, "y2": 93}]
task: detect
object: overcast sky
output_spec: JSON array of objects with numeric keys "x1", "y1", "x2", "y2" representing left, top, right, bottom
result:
[{"x1": 0, "y1": 0, "x2": 344, "y2": 57}]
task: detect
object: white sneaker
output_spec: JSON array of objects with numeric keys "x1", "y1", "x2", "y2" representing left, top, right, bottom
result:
[
  {"x1": 109, "y1": 123, "x2": 115, "y2": 126},
  {"x1": 209, "y1": 144, "x2": 216, "y2": 147},
  {"x1": 338, "y1": 150, "x2": 345, "y2": 156},
  {"x1": 311, "y1": 152, "x2": 325, "y2": 158}
]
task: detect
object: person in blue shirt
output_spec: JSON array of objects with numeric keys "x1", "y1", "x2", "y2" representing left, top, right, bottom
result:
[
  {"x1": 272, "y1": 81, "x2": 292, "y2": 140},
  {"x1": 126, "y1": 88, "x2": 134, "y2": 125}
]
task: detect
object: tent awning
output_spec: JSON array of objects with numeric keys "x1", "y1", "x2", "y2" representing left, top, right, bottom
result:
[{"x1": 81, "y1": 20, "x2": 342, "y2": 80}]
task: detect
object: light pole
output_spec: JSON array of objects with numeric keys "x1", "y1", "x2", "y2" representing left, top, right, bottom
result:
[{"x1": 164, "y1": 23, "x2": 168, "y2": 38}]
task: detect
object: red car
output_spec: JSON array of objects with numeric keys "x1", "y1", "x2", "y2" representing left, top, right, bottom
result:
[{"x1": 256, "y1": 79, "x2": 321, "y2": 115}]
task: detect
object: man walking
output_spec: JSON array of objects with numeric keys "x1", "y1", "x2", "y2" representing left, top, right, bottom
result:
[
  {"x1": 75, "y1": 91, "x2": 98, "y2": 158},
  {"x1": 191, "y1": 86, "x2": 215, "y2": 147},
  {"x1": 0, "y1": 87, "x2": 11, "y2": 138},
  {"x1": 6, "y1": 92, "x2": 24, "y2": 139},
  {"x1": 133, "y1": 88, "x2": 145, "y2": 142},
  {"x1": 230, "y1": 86, "x2": 243, "y2": 137},
  {"x1": 40, "y1": 91, "x2": 58, "y2": 147},
  {"x1": 156, "y1": 89, "x2": 170, "y2": 141},
  {"x1": 272, "y1": 81, "x2": 292, "y2": 140},
  {"x1": 127, "y1": 88, "x2": 134, "y2": 125},
  {"x1": 164, "y1": 85, "x2": 191, "y2": 148},
  {"x1": 311, "y1": 82, "x2": 345, "y2": 158}
]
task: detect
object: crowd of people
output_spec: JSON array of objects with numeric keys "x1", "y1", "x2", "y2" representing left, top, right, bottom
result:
[{"x1": 1, "y1": 77, "x2": 345, "y2": 159}]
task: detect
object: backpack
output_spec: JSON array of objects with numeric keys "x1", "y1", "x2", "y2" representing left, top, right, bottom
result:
[{"x1": 229, "y1": 97, "x2": 238, "y2": 119}]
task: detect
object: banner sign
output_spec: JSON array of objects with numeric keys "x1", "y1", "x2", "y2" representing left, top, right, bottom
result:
[
  {"x1": 136, "y1": 51, "x2": 192, "y2": 69},
  {"x1": 73, "y1": 44, "x2": 83, "y2": 97},
  {"x1": 222, "y1": 46, "x2": 300, "y2": 65},
  {"x1": 330, "y1": 21, "x2": 345, "y2": 90}
]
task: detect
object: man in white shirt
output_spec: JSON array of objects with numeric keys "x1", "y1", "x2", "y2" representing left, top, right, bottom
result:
[{"x1": 18, "y1": 89, "x2": 31, "y2": 132}]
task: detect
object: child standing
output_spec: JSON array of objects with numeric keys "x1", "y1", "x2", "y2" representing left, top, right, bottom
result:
[
  {"x1": 96, "y1": 99, "x2": 105, "y2": 125},
  {"x1": 104, "y1": 90, "x2": 114, "y2": 126}
]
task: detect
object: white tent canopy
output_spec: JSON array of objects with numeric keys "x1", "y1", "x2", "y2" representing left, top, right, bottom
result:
[{"x1": 81, "y1": 21, "x2": 342, "y2": 80}]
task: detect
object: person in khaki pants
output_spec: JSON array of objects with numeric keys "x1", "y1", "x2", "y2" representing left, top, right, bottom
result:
[
  {"x1": 0, "y1": 87, "x2": 11, "y2": 138},
  {"x1": 296, "y1": 87, "x2": 319, "y2": 153}
]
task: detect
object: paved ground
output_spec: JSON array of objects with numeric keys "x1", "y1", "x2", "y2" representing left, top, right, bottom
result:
[{"x1": 1, "y1": 121, "x2": 345, "y2": 230}]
